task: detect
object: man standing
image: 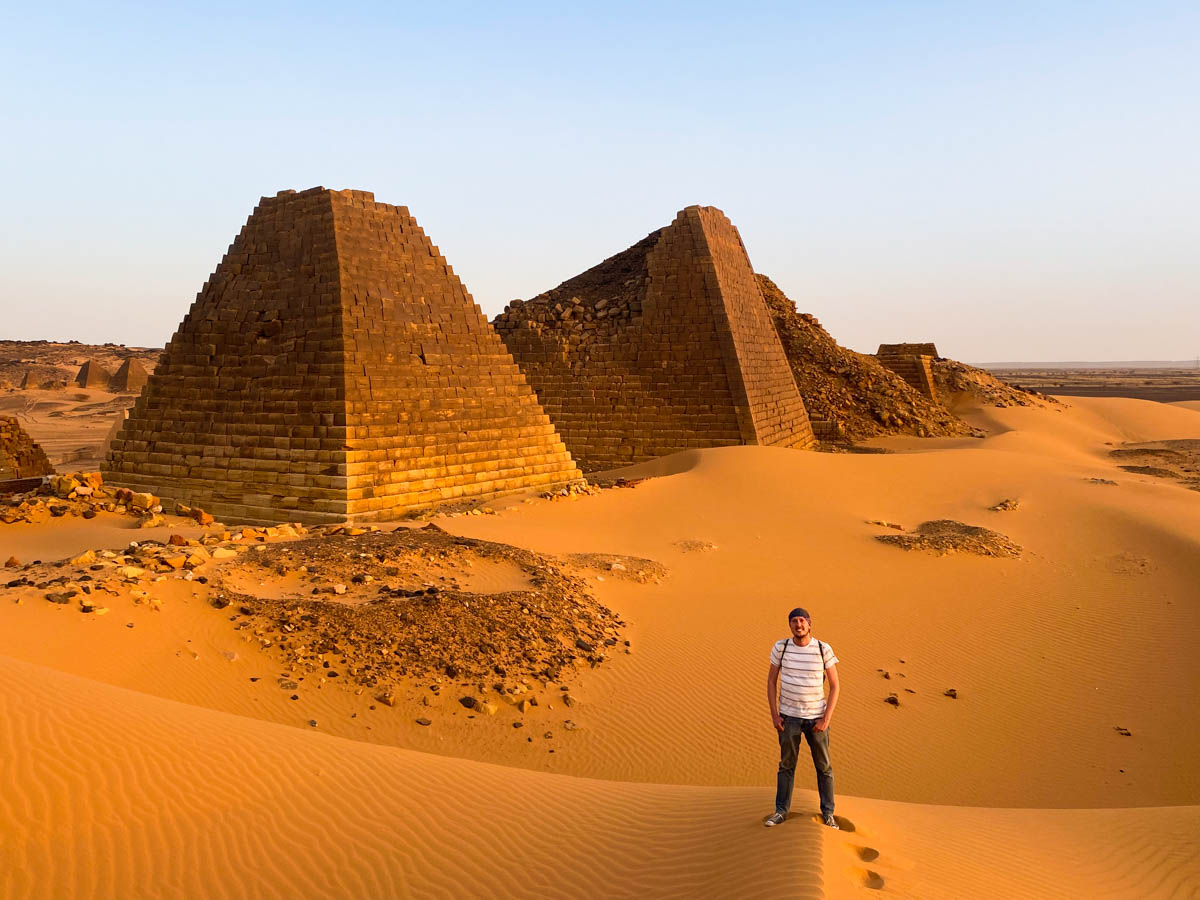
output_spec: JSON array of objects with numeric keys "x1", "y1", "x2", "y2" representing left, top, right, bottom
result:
[{"x1": 764, "y1": 607, "x2": 840, "y2": 828}]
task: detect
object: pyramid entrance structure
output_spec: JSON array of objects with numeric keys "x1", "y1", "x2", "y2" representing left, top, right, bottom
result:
[
  {"x1": 74, "y1": 359, "x2": 111, "y2": 389},
  {"x1": 104, "y1": 187, "x2": 581, "y2": 524},
  {"x1": 492, "y1": 206, "x2": 816, "y2": 471},
  {"x1": 109, "y1": 358, "x2": 149, "y2": 393},
  {"x1": 876, "y1": 343, "x2": 938, "y2": 400}
]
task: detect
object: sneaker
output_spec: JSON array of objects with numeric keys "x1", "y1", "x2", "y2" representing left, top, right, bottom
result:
[
  {"x1": 822, "y1": 814, "x2": 840, "y2": 829},
  {"x1": 763, "y1": 812, "x2": 787, "y2": 827}
]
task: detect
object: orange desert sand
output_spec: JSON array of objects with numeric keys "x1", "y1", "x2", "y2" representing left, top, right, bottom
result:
[{"x1": 3, "y1": 395, "x2": 1200, "y2": 898}]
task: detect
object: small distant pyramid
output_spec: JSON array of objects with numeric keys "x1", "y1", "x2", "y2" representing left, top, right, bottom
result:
[
  {"x1": 74, "y1": 359, "x2": 111, "y2": 389},
  {"x1": 0, "y1": 417, "x2": 54, "y2": 480},
  {"x1": 494, "y1": 206, "x2": 816, "y2": 471},
  {"x1": 104, "y1": 187, "x2": 581, "y2": 524},
  {"x1": 876, "y1": 343, "x2": 939, "y2": 400},
  {"x1": 108, "y1": 359, "x2": 149, "y2": 393}
]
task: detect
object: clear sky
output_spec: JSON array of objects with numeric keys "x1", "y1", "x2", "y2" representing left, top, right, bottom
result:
[{"x1": 1, "y1": 1, "x2": 1196, "y2": 361}]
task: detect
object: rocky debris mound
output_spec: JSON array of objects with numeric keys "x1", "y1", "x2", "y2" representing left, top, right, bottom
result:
[
  {"x1": 1109, "y1": 443, "x2": 1200, "y2": 492},
  {"x1": 563, "y1": 553, "x2": 667, "y2": 584},
  {"x1": 217, "y1": 528, "x2": 625, "y2": 691},
  {"x1": 493, "y1": 230, "x2": 659, "y2": 354},
  {"x1": 4, "y1": 522, "x2": 307, "y2": 616},
  {"x1": 0, "y1": 417, "x2": 55, "y2": 480},
  {"x1": 875, "y1": 520, "x2": 1022, "y2": 558},
  {"x1": 0, "y1": 470, "x2": 217, "y2": 527},
  {"x1": 757, "y1": 276, "x2": 972, "y2": 441},
  {"x1": 931, "y1": 359, "x2": 1053, "y2": 409}
]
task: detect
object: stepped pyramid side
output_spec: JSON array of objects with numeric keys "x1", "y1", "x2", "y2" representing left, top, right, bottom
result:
[
  {"x1": 876, "y1": 343, "x2": 939, "y2": 400},
  {"x1": 105, "y1": 187, "x2": 580, "y2": 524},
  {"x1": 109, "y1": 358, "x2": 149, "y2": 393},
  {"x1": 75, "y1": 360, "x2": 111, "y2": 388},
  {"x1": 104, "y1": 188, "x2": 352, "y2": 522},
  {"x1": 0, "y1": 416, "x2": 54, "y2": 479},
  {"x1": 328, "y1": 191, "x2": 580, "y2": 517},
  {"x1": 684, "y1": 207, "x2": 814, "y2": 449},
  {"x1": 493, "y1": 206, "x2": 814, "y2": 471}
]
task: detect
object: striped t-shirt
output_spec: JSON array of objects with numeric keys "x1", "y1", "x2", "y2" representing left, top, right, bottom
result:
[{"x1": 770, "y1": 637, "x2": 838, "y2": 718}]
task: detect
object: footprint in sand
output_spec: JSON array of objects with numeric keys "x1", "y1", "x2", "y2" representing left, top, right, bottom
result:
[
  {"x1": 851, "y1": 867, "x2": 885, "y2": 890},
  {"x1": 853, "y1": 845, "x2": 880, "y2": 862},
  {"x1": 811, "y1": 813, "x2": 856, "y2": 833}
]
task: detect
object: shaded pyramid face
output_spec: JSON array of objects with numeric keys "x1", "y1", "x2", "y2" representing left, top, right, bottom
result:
[
  {"x1": 75, "y1": 360, "x2": 110, "y2": 389},
  {"x1": 494, "y1": 206, "x2": 815, "y2": 471},
  {"x1": 104, "y1": 187, "x2": 581, "y2": 524},
  {"x1": 109, "y1": 359, "x2": 149, "y2": 393}
]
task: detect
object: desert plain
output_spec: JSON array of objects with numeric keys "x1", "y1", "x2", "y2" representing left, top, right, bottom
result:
[{"x1": 3, "y1": 346, "x2": 1200, "y2": 898}]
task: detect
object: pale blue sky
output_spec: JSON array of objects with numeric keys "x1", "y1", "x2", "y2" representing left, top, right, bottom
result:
[{"x1": 2, "y1": 1, "x2": 1197, "y2": 361}]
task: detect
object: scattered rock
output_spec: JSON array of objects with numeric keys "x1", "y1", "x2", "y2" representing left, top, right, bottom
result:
[
  {"x1": 876, "y1": 520, "x2": 1021, "y2": 559},
  {"x1": 988, "y1": 498, "x2": 1020, "y2": 512},
  {"x1": 943, "y1": 688, "x2": 958, "y2": 699},
  {"x1": 458, "y1": 696, "x2": 478, "y2": 710},
  {"x1": 1114, "y1": 726, "x2": 1132, "y2": 737},
  {"x1": 4, "y1": 556, "x2": 18, "y2": 568},
  {"x1": 415, "y1": 717, "x2": 432, "y2": 726},
  {"x1": 884, "y1": 694, "x2": 900, "y2": 706}
]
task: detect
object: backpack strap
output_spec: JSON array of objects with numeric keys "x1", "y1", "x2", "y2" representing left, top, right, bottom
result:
[{"x1": 817, "y1": 639, "x2": 827, "y2": 683}]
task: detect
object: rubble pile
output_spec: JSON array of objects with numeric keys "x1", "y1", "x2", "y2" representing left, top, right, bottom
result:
[
  {"x1": 0, "y1": 471, "x2": 222, "y2": 527},
  {"x1": 874, "y1": 519, "x2": 1022, "y2": 558},
  {"x1": 216, "y1": 527, "x2": 625, "y2": 692},
  {"x1": 757, "y1": 276, "x2": 972, "y2": 441},
  {"x1": 932, "y1": 359, "x2": 1054, "y2": 409}
]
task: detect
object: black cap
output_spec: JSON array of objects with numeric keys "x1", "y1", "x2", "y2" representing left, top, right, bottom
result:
[{"x1": 787, "y1": 607, "x2": 811, "y2": 622}]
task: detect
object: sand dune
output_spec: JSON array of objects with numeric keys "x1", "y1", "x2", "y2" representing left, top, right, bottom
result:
[
  {"x1": 4, "y1": 655, "x2": 1198, "y2": 899},
  {"x1": 3, "y1": 395, "x2": 1200, "y2": 897}
]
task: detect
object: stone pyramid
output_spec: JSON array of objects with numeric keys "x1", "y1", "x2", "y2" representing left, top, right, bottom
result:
[
  {"x1": 493, "y1": 206, "x2": 816, "y2": 471},
  {"x1": 109, "y1": 358, "x2": 149, "y2": 393},
  {"x1": 0, "y1": 417, "x2": 54, "y2": 480},
  {"x1": 104, "y1": 187, "x2": 581, "y2": 524},
  {"x1": 75, "y1": 359, "x2": 110, "y2": 388}
]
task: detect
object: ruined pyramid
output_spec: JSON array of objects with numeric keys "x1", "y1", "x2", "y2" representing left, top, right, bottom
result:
[
  {"x1": 104, "y1": 187, "x2": 581, "y2": 524},
  {"x1": 493, "y1": 206, "x2": 816, "y2": 471},
  {"x1": 74, "y1": 359, "x2": 110, "y2": 389},
  {"x1": 108, "y1": 358, "x2": 150, "y2": 393},
  {"x1": 0, "y1": 417, "x2": 54, "y2": 480}
]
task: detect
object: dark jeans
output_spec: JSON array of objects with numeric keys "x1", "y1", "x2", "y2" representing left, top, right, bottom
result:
[{"x1": 775, "y1": 715, "x2": 834, "y2": 817}]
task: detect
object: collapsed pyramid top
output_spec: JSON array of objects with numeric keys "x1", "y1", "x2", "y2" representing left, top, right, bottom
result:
[
  {"x1": 493, "y1": 205, "x2": 815, "y2": 470},
  {"x1": 104, "y1": 187, "x2": 580, "y2": 523}
]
